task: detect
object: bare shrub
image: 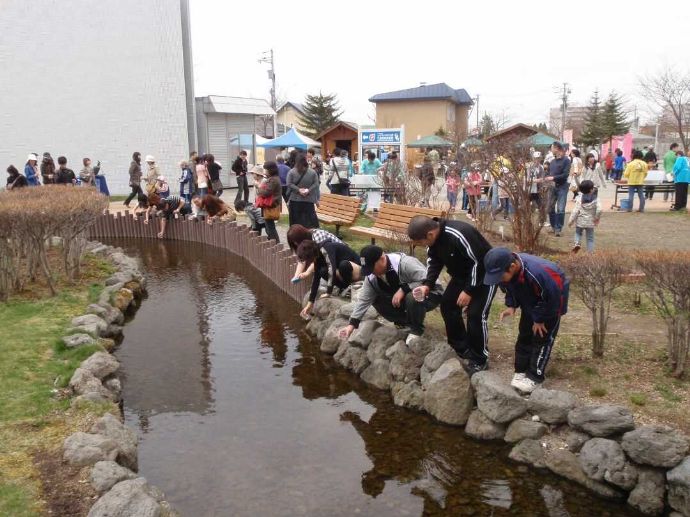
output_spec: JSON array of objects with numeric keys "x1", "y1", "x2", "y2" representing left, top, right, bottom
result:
[
  {"x1": 634, "y1": 251, "x2": 690, "y2": 378},
  {"x1": 0, "y1": 186, "x2": 108, "y2": 297},
  {"x1": 560, "y1": 252, "x2": 630, "y2": 358}
]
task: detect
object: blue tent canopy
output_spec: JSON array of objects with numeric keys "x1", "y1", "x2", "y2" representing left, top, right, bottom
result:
[{"x1": 257, "y1": 128, "x2": 321, "y2": 150}]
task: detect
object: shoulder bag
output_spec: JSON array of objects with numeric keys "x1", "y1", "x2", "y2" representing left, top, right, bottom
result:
[{"x1": 332, "y1": 160, "x2": 350, "y2": 187}]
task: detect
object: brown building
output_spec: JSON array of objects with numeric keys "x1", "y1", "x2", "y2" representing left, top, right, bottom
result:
[
  {"x1": 316, "y1": 121, "x2": 358, "y2": 158},
  {"x1": 485, "y1": 123, "x2": 539, "y2": 145},
  {"x1": 369, "y1": 83, "x2": 473, "y2": 144}
]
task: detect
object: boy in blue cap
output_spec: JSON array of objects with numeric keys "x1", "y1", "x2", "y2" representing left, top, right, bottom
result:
[{"x1": 483, "y1": 247, "x2": 569, "y2": 393}]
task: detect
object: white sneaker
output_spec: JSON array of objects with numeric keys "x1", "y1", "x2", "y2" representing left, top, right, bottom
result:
[
  {"x1": 510, "y1": 372, "x2": 526, "y2": 389},
  {"x1": 512, "y1": 375, "x2": 540, "y2": 394}
]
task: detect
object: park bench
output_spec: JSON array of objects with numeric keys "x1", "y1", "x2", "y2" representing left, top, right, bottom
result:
[
  {"x1": 349, "y1": 202, "x2": 446, "y2": 250},
  {"x1": 612, "y1": 181, "x2": 675, "y2": 210},
  {"x1": 316, "y1": 193, "x2": 361, "y2": 236}
]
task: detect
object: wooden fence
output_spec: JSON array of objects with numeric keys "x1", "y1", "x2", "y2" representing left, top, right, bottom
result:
[{"x1": 88, "y1": 212, "x2": 309, "y2": 304}]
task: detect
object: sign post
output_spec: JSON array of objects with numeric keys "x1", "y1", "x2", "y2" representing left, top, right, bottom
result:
[{"x1": 357, "y1": 126, "x2": 405, "y2": 167}]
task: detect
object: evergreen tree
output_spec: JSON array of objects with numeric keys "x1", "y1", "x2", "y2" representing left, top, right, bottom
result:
[
  {"x1": 601, "y1": 92, "x2": 630, "y2": 147},
  {"x1": 297, "y1": 92, "x2": 343, "y2": 138},
  {"x1": 580, "y1": 90, "x2": 605, "y2": 146},
  {"x1": 479, "y1": 113, "x2": 496, "y2": 138}
]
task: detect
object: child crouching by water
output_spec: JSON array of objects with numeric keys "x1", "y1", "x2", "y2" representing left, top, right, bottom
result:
[
  {"x1": 235, "y1": 200, "x2": 265, "y2": 235},
  {"x1": 568, "y1": 180, "x2": 601, "y2": 253}
]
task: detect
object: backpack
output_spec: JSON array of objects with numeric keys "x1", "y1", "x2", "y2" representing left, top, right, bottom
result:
[{"x1": 313, "y1": 156, "x2": 324, "y2": 176}]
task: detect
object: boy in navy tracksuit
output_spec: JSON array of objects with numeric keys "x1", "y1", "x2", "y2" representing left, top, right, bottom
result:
[{"x1": 483, "y1": 247, "x2": 569, "y2": 393}]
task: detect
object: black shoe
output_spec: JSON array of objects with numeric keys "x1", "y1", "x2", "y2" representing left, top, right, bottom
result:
[{"x1": 463, "y1": 360, "x2": 489, "y2": 377}]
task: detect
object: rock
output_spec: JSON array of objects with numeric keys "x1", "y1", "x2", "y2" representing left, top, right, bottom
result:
[
  {"x1": 391, "y1": 381, "x2": 424, "y2": 410},
  {"x1": 90, "y1": 413, "x2": 138, "y2": 471},
  {"x1": 423, "y1": 358, "x2": 473, "y2": 426},
  {"x1": 124, "y1": 280, "x2": 143, "y2": 298},
  {"x1": 71, "y1": 314, "x2": 109, "y2": 337},
  {"x1": 90, "y1": 461, "x2": 138, "y2": 494},
  {"x1": 112, "y1": 288, "x2": 134, "y2": 312},
  {"x1": 579, "y1": 438, "x2": 638, "y2": 490},
  {"x1": 104, "y1": 378, "x2": 122, "y2": 398},
  {"x1": 562, "y1": 428, "x2": 590, "y2": 452},
  {"x1": 465, "y1": 410, "x2": 506, "y2": 440},
  {"x1": 567, "y1": 405, "x2": 635, "y2": 437},
  {"x1": 100, "y1": 338, "x2": 116, "y2": 352},
  {"x1": 63, "y1": 432, "x2": 118, "y2": 466},
  {"x1": 87, "y1": 478, "x2": 162, "y2": 517},
  {"x1": 545, "y1": 449, "x2": 624, "y2": 500},
  {"x1": 305, "y1": 317, "x2": 327, "y2": 338},
  {"x1": 101, "y1": 324, "x2": 123, "y2": 338},
  {"x1": 370, "y1": 325, "x2": 406, "y2": 349},
  {"x1": 62, "y1": 333, "x2": 96, "y2": 348},
  {"x1": 99, "y1": 283, "x2": 123, "y2": 307},
  {"x1": 69, "y1": 368, "x2": 114, "y2": 400},
  {"x1": 539, "y1": 485, "x2": 568, "y2": 517},
  {"x1": 360, "y1": 359, "x2": 392, "y2": 390},
  {"x1": 504, "y1": 419, "x2": 548, "y2": 443},
  {"x1": 509, "y1": 439, "x2": 546, "y2": 468},
  {"x1": 628, "y1": 467, "x2": 666, "y2": 516},
  {"x1": 81, "y1": 352, "x2": 120, "y2": 380},
  {"x1": 420, "y1": 343, "x2": 456, "y2": 387},
  {"x1": 334, "y1": 342, "x2": 370, "y2": 374},
  {"x1": 527, "y1": 389, "x2": 577, "y2": 424},
  {"x1": 348, "y1": 320, "x2": 380, "y2": 349},
  {"x1": 471, "y1": 371, "x2": 528, "y2": 424},
  {"x1": 385, "y1": 341, "x2": 403, "y2": 359},
  {"x1": 313, "y1": 297, "x2": 346, "y2": 320},
  {"x1": 405, "y1": 335, "x2": 434, "y2": 358},
  {"x1": 622, "y1": 425, "x2": 689, "y2": 468},
  {"x1": 667, "y1": 456, "x2": 690, "y2": 516},
  {"x1": 367, "y1": 340, "x2": 391, "y2": 362},
  {"x1": 320, "y1": 318, "x2": 348, "y2": 354},
  {"x1": 106, "y1": 271, "x2": 134, "y2": 287},
  {"x1": 388, "y1": 342, "x2": 424, "y2": 383},
  {"x1": 338, "y1": 302, "x2": 377, "y2": 321},
  {"x1": 71, "y1": 392, "x2": 110, "y2": 408}
]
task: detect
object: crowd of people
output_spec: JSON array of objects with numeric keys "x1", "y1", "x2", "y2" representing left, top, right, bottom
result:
[{"x1": 6, "y1": 152, "x2": 105, "y2": 191}]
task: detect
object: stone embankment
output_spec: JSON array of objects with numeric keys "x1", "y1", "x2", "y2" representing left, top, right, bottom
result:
[
  {"x1": 60, "y1": 242, "x2": 177, "y2": 517},
  {"x1": 306, "y1": 294, "x2": 690, "y2": 517}
]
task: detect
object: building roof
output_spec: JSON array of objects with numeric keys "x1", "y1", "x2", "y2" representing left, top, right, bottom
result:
[
  {"x1": 199, "y1": 95, "x2": 275, "y2": 116},
  {"x1": 278, "y1": 101, "x2": 306, "y2": 114},
  {"x1": 485, "y1": 123, "x2": 538, "y2": 142},
  {"x1": 369, "y1": 83, "x2": 473, "y2": 105},
  {"x1": 314, "y1": 121, "x2": 358, "y2": 140},
  {"x1": 407, "y1": 135, "x2": 455, "y2": 148}
]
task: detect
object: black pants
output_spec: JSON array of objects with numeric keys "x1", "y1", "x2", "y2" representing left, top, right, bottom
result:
[
  {"x1": 288, "y1": 201, "x2": 319, "y2": 228},
  {"x1": 373, "y1": 291, "x2": 442, "y2": 336},
  {"x1": 440, "y1": 278, "x2": 496, "y2": 365},
  {"x1": 264, "y1": 219, "x2": 279, "y2": 242},
  {"x1": 281, "y1": 186, "x2": 289, "y2": 203},
  {"x1": 515, "y1": 312, "x2": 560, "y2": 382},
  {"x1": 124, "y1": 184, "x2": 142, "y2": 206},
  {"x1": 645, "y1": 185, "x2": 655, "y2": 199},
  {"x1": 235, "y1": 175, "x2": 249, "y2": 203},
  {"x1": 675, "y1": 182, "x2": 688, "y2": 210}
]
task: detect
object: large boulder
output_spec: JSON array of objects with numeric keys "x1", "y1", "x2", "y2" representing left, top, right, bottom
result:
[
  {"x1": 471, "y1": 372, "x2": 527, "y2": 424},
  {"x1": 337, "y1": 302, "x2": 377, "y2": 321},
  {"x1": 98, "y1": 283, "x2": 124, "y2": 307},
  {"x1": 465, "y1": 410, "x2": 506, "y2": 440},
  {"x1": 579, "y1": 438, "x2": 638, "y2": 490},
  {"x1": 388, "y1": 342, "x2": 424, "y2": 383},
  {"x1": 105, "y1": 271, "x2": 134, "y2": 287},
  {"x1": 509, "y1": 439, "x2": 546, "y2": 468},
  {"x1": 88, "y1": 303, "x2": 125, "y2": 326},
  {"x1": 90, "y1": 413, "x2": 138, "y2": 471},
  {"x1": 567, "y1": 405, "x2": 635, "y2": 437},
  {"x1": 80, "y1": 352, "x2": 120, "y2": 380},
  {"x1": 621, "y1": 425, "x2": 689, "y2": 468},
  {"x1": 391, "y1": 381, "x2": 424, "y2": 411},
  {"x1": 62, "y1": 333, "x2": 96, "y2": 349},
  {"x1": 347, "y1": 320, "x2": 380, "y2": 349},
  {"x1": 420, "y1": 343, "x2": 456, "y2": 387},
  {"x1": 320, "y1": 318, "x2": 348, "y2": 354},
  {"x1": 404, "y1": 335, "x2": 435, "y2": 359},
  {"x1": 504, "y1": 419, "x2": 548, "y2": 443},
  {"x1": 333, "y1": 342, "x2": 370, "y2": 374},
  {"x1": 423, "y1": 358, "x2": 474, "y2": 426},
  {"x1": 628, "y1": 467, "x2": 666, "y2": 516},
  {"x1": 544, "y1": 449, "x2": 624, "y2": 500},
  {"x1": 111, "y1": 288, "x2": 134, "y2": 312},
  {"x1": 370, "y1": 325, "x2": 407, "y2": 349},
  {"x1": 313, "y1": 297, "x2": 347, "y2": 320},
  {"x1": 63, "y1": 432, "x2": 118, "y2": 467},
  {"x1": 667, "y1": 456, "x2": 690, "y2": 516},
  {"x1": 88, "y1": 478, "x2": 162, "y2": 517},
  {"x1": 527, "y1": 388, "x2": 577, "y2": 424},
  {"x1": 305, "y1": 317, "x2": 327, "y2": 338},
  {"x1": 90, "y1": 461, "x2": 138, "y2": 494},
  {"x1": 562, "y1": 428, "x2": 591, "y2": 453},
  {"x1": 71, "y1": 314, "x2": 109, "y2": 337},
  {"x1": 367, "y1": 340, "x2": 391, "y2": 362},
  {"x1": 69, "y1": 368, "x2": 114, "y2": 400},
  {"x1": 360, "y1": 359, "x2": 392, "y2": 390}
]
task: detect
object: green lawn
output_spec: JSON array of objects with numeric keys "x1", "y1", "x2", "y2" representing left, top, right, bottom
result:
[{"x1": 0, "y1": 254, "x2": 115, "y2": 516}]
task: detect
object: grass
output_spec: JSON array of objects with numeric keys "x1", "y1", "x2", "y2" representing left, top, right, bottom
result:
[
  {"x1": 108, "y1": 195, "x2": 127, "y2": 202},
  {"x1": 629, "y1": 393, "x2": 647, "y2": 406},
  {"x1": 0, "y1": 251, "x2": 116, "y2": 515},
  {"x1": 590, "y1": 386, "x2": 608, "y2": 397}
]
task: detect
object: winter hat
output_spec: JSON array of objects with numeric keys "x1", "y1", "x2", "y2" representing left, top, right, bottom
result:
[
  {"x1": 145, "y1": 155, "x2": 156, "y2": 163},
  {"x1": 27, "y1": 153, "x2": 38, "y2": 161}
]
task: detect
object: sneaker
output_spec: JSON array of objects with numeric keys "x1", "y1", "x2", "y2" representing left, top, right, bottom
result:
[
  {"x1": 511, "y1": 376, "x2": 540, "y2": 394},
  {"x1": 395, "y1": 323, "x2": 412, "y2": 333},
  {"x1": 510, "y1": 372, "x2": 527, "y2": 389},
  {"x1": 554, "y1": 231, "x2": 561, "y2": 237},
  {"x1": 572, "y1": 243, "x2": 581, "y2": 254},
  {"x1": 463, "y1": 360, "x2": 489, "y2": 377}
]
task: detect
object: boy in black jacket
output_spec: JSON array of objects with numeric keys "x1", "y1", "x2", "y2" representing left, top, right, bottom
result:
[{"x1": 408, "y1": 216, "x2": 495, "y2": 375}]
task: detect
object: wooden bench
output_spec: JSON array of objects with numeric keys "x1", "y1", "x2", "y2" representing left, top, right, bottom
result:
[
  {"x1": 612, "y1": 182, "x2": 675, "y2": 209},
  {"x1": 349, "y1": 203, "x2": 446, "y2": 249},
  {"x1": 316, "y1": 193, "x2": 361, "y2": 236}
]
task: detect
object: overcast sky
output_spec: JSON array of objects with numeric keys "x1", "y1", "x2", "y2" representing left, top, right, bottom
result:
[{"x1": 189, "y1": 0, "x2": 689, "y2": 129}]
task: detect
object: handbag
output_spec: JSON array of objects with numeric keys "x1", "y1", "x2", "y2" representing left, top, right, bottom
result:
[
  {"x1": 255, "y1": 194, "x2": 274, "y2": 208},
  {"x1": 262, "y1": 205, "x2": 281, "y2": 220},
  {"x1": 332, "y1": 160, "x2": 351, "y2": 187},
  {"x1": 211, "y1": 178, "x2": 223, "y2": 192}
]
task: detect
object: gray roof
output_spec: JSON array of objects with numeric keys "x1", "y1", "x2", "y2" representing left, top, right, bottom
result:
[
  {"x1": 278, "y1": 101, "x2": 306, "y2": 114},
  {"x1": 369, "y1": 83, "x2": 473, "y2": 105},
  {"x1": 199, "y1": 96, "x2": 275, "y2": 116}
]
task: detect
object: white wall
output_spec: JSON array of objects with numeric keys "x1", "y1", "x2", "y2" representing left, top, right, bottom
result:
[{"x1": 0, "y1": 0, "x2": 193, "y2": 194}]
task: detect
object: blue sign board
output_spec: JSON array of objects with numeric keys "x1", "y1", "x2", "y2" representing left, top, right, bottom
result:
[{"x1": 361, "y1": 130, "x2": 401, "y2": 145}]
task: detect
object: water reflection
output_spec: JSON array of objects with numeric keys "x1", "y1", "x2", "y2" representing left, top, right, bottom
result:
[{"x1": 108, "y1": 239, "x2": 638, "y2": 517}]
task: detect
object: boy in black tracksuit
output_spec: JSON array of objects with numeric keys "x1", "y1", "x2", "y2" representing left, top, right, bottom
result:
[{"x1": 408, "y1": 216, "x2": 495, "y2": 374}]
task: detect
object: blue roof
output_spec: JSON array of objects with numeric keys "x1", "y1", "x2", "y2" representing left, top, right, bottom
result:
[
  {"x1": 257, "y1": 128, "x2": 320, "y2": 150},
  {"x1": 369, "y1": 83, "x2": 473, "y2": 105}
]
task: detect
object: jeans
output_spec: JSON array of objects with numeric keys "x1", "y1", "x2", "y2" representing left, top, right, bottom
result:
[
  {"x1": 548, "y1": 184, "x2": 569, "y2": 231},
  {"x1": 627, "y1": 185, "x2": 645, "y2": 212},
  {"x1": 124, "y1": 184, "x2": 142, "y2": 206},
  {"x1": 461, "y1": 190, "x2": 469, "y2": 210},
  {"x1": 198, "y1": 187, "x2": 208, "y2": 197},
  {"x1": 575, "y1": 227, "x2": 595, "y2": 252},
  {"x1": 447, "y1": 191, "x2": 458, "y2": 209},
  {"x1": 264, "y1": 219, "x2": 279, "y2": 242},
  {"x1": 235, "y1": 175, "x2": 249, "y2": 203},
  {"x1": 373, "y1": 292, "x2": 441, "y2": 336}
]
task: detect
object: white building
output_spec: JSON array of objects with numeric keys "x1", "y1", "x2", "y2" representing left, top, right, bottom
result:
[{"x1": 0, "y1": 0, "x2": 195, "y2": 194}]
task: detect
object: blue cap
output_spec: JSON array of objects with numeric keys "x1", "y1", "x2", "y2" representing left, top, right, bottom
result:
[{"x1": 483, "y1": 247, "x2": 514, "y2": 285}]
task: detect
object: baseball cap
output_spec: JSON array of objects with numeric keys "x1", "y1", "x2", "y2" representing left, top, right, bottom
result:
[
  {"x1": 359, "y1": 245, "x2": 384, "y2": 276},
  {"x1": 483, "y1": 247, "x2": 515, "y2": 285}
]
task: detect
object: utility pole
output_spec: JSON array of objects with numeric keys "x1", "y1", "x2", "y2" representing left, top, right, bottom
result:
[
  {"x1": 258, "y1": 49, "x2": 277, "y2": 136},
  {"x1": 475, "y1": 94, "x2": 480, "y2": 133},
  {"x1": 557, "y1": 82, "x2": 571, "y2": 141}
]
